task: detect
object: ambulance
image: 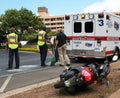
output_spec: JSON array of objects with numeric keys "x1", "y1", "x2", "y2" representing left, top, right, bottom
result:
[{"x1": 64, "y1": 11, "x2": 120, "y2": 60}]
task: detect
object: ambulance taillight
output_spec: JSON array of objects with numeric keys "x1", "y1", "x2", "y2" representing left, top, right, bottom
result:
[
  {"x1": 97, "y1": 38, "x2": 101, "y2": 46},
  {"x1": 66, "y1": 37, "x2": 70, "y2": 45}
]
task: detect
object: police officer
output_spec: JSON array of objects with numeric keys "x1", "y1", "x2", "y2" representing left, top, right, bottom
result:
[
  {"x1": 6, "y1": 27, "x2": 20, "y2": 70},
  {"x1": 37, "y1": 26, "x2": 49, "y2": 67}
]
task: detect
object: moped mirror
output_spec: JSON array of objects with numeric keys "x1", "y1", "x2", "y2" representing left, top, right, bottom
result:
[{"x1": 112, "y1": 55, "x2": 118, "y2": 61}]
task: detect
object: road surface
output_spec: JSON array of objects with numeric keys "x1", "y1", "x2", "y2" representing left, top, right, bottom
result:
[{"x1": 0, "y1": 49, "x2": 52, "y2": 76}]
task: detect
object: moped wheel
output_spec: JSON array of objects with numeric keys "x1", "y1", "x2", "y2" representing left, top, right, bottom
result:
[
  {"x1": 54, "y1": 82, "x2": 65, "y2": 89},
  {"x1": 66, "y1": 86, "x2": 76, "y2": 94}
]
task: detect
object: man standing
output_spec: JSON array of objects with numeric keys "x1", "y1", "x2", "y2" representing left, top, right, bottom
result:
[
  {"x1": 6, "y1": 27, "x2": 20, "y2": 70},
  {"x1": 55, "y1": 28, "x2": 70, "y2": 67},
  {"x1": 37, "y1": 26, "x2": 49, "y2": 67}
]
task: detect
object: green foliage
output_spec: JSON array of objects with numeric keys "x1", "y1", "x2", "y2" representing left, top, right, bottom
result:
[
  {"x1": 0, "y1": 8, "x2": 43, "y2": 39},
  {"x1": 0, "y1": 7, "x2": 57, "y2": 41},
  {"x1": 1, "y1": 9, "x2": 20, "y2": 31},
  {"x1": 19, "y1": 8, "x2": 43, "y2": 31},
  {"x1": 22, "y1": 32, "x2": 37, "y2": 40},
  {"x1": 48, "y1": 31, "x2": 57, "y2": 37}
]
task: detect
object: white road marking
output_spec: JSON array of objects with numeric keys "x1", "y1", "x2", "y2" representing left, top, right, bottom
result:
[
  {"x1": 0, "y1": 74, "x2": 13, "y2": 93},
  {"x1": 6, "y1": 65, "x2": 39, "y2": 72},
  {"x1": 7, "y1": 69, "x2": 24, "y2": 72},
  {"x1": 20, "y1": 65, "x2": 39, "y2": 68}
]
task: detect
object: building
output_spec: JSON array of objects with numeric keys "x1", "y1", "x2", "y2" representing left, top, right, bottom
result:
[{"x1": 38, "y1": 7, "x2": 64, "y2": 32}]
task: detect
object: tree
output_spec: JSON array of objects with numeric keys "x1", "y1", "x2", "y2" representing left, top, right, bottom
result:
[
  {"x1": 19, "y1": 8, "x2": 43, "y2": 32},
  {"x1": 1, "y1": 9, "x2": 20, "y2": 32},
  {"x1": 0, "y1": 8, "x2": 43, "y2": 40}
]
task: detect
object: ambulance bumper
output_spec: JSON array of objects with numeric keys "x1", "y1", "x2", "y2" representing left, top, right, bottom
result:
[{"x1": 67, "y1": 50, "x2": 106, "y2": 58}]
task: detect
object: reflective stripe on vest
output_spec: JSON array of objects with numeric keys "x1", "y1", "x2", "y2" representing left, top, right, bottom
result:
[
  {"x1": 37, "y1": 30, "x2": 46, "y2": 46},
  {"x1": 7, "y1": 33, "x2": 18, "y2": 49}
]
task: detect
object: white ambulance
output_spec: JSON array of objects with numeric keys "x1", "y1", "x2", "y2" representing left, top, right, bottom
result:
[{"x1": 64, "y1": 11, "x2": 120, "y2": 59}]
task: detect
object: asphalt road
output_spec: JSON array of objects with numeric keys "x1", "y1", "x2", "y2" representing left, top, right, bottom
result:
[
  {"x1": 0, "y1": 49, "x2": 105, "y2": 94},
  {"x1": 0, "y1": 49, "x2": 57, "y2": 93},
  {"x1": 0, "y1": 49, "x2": 80, "y2": 93},
  {"x1": 0, "y1": 49, "x2": 52, "y2": 76}
]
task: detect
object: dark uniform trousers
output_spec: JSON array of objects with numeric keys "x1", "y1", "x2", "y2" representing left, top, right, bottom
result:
[
  {"x1": 55, "y1": 47, "x2": 59, "y2": 62},
  {"x1": 8, "y1": 48, "x2": 20, "y2": 68},
  {"x1": 39, "y1": 43, "x2": 48, "y2": 66}
]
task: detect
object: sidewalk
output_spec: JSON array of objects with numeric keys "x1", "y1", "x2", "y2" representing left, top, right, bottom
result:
[{"x1": 109, "y1": 89, "x2": 120, "y2": 98}]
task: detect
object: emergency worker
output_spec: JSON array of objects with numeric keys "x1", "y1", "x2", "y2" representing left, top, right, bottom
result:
[
  {"x1": 55, "y1": 28, "x2": 70, "y2": 66},
  {"x1": 6, "y1": 27, "x2": 20, "y2": 70},
  {"x1": 37, "y1": 26, "x2": 49, "y2": 67}
]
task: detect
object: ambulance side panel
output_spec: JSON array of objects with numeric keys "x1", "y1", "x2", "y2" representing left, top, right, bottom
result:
[
  {"x1": 94, "y1": 13, "x2": 106, "y2": 57},
  {"x1": 105, "y1": 13, "x2": 120, "y2": 56},
  {"x1": 64, "y1": 15, "x2": 73, "y2": 50},
  {"x1": 64, "y1": 12, "x2": 120, "y2": 58}
]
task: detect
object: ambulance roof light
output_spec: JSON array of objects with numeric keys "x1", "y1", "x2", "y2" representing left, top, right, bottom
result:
[
  {"x1": 73, "y1": 15, "x2": 78, "y2": 20},
  {"x1": 65, "y1": 15, "x2": 70, "y2": 20},
  {"x1": 81, "y1": 14, "x2": 85, "y2": 19},
  {"x1": 106, "y1": 15, "x2": 110, "y2": 20},
  {"x1": 98, "y1": 13, "x2": 104, "y2": 18},
  {"x1": 89, "y1": 14, "x2": 94, "y2": 19}
]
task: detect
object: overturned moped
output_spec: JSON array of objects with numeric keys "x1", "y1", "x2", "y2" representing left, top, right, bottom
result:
[{"x1": 54, "y1": 56, "x2": 118, "y2": 93}]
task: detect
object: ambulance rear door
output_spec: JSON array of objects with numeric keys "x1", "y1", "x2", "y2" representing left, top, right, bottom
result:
[{"x1": 72, "y1": 20, "x2": 95, "y2": 50}]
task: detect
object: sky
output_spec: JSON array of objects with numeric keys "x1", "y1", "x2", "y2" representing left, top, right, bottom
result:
[{"x1": 0, "y1": 0, "x2": 120, "y2": 16}]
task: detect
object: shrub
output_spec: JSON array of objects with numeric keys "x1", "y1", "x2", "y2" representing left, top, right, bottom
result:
[{"x1": 19, "y1": 47, "x2": 39, "y2": 53}]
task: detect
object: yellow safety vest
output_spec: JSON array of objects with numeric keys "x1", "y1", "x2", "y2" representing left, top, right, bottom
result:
[
  {"x1": 7, "y1": 33, "x2": 18, "y2": 49},
  {"x1": 37, "y1": 30, "x2": 46, "y2": 46}
]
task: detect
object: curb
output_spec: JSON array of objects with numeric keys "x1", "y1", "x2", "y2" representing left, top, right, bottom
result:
[{"x1": 0, "y1": 78, "x2": 59, "y2": 98}]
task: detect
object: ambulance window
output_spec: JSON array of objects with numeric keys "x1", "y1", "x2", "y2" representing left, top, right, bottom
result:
[
  {"x1": 74, "y1": 22, "x2": 82, "y2": 33},
  {"x1": 85, "y1": 21, "x2": 93, "y2": 33}
]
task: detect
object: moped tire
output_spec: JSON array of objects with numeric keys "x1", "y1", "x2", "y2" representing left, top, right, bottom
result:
[
  {"x1": 66, "y1": 86, "x2": 76, "y2": 94},
  {"x1": 54, "y1": 82, "x2": 65, "y2": 89}
]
